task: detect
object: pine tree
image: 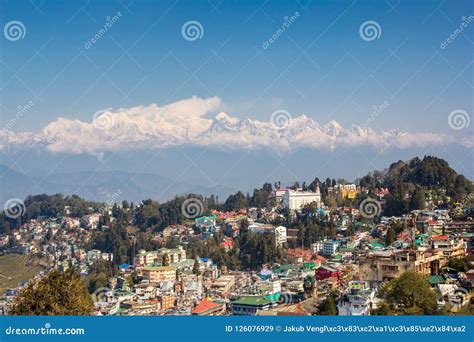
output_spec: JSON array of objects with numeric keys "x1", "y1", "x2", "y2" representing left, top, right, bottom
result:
[
  {"x1": 193, "y1": 256, "x2": 201, "y2": 275},
  {"x1": 385, "y1": 226, "x2": 396, "y2": 246},
  {"x1": 409, "y1": 188, "x2": 425, "y2": 210},
  {"x1": 162, "y1": 253, "x2": 170, "y2": 266},
  {"x1": 320, "y1": 294, "x2": 337, "y2": 315}
]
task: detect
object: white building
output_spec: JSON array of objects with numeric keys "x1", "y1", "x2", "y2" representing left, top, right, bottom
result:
[
  {"x1": 272, "y1": 188, "x2": 289, "y2": 204},
  {"x1": 322, "y1": 240, "x2": 340, "y2": 255},
  {"x1": 248, "y1": 224, "x2": 287, "y2": 247},
  {"x1": 311, "y1": 241, "x2": 324, "y2": 254},
  {"x1": 135, "y1": 246, "x2": 187, "y2": 266},
  {"x1": 282, "y1": 188, "x2": 322, "y2": 211},
  {"x1": 337, "y1": 281, "x2": 378, "y2": 316}
]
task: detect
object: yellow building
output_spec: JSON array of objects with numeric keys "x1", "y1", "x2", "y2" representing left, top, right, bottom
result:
[
  {"x1": 359, "y1": 249, "x2": 441, "y2": 283},
  {"x1": 142, "y1": 266, "x2": 176, "y2": 284}
]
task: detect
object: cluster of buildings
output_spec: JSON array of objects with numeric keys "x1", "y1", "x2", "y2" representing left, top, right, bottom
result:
[{"x1": 0, "y1": 184, "x2": 473, "y2": 316}]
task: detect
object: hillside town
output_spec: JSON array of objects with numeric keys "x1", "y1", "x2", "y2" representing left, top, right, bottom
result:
[{"x1": 1, "y1": 166, "x2": 473, "y2": 316}]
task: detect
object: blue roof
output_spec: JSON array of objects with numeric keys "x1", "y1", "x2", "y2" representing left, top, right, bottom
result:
[
  {"x1": 200, "y1": 258, "x2": 209, "y2": 262},
  {"x1": 119, "y1": 263, "x2": 129, "y2": 269}
]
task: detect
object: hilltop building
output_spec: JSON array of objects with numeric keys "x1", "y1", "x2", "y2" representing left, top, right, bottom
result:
[{"x1": 282, "y1": 188, "x2": 322, "y2": 211}]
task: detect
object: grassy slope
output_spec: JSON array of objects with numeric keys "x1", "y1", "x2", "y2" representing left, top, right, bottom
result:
[{"x1": 0, "y1": 254, "x2": 45, "y2": 294}]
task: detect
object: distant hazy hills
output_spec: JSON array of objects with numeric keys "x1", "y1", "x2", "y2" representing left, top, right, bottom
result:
[{"x1": 0, "y1": 165, "x2": 235, "y2": 204}]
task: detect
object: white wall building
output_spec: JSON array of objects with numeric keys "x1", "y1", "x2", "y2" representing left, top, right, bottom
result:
[
  {"x1": 282, "y1": 188, "x2": 322, "y2": 211},
  {"x1": 337, "y1": 281, "x2": 378, "y2": 316},
  {"x1": 248, "y1": 224, "x2": 287, "y2": 247}
]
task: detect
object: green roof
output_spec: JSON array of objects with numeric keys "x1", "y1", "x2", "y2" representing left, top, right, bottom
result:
[
  {"x1": 170, "y1": 259, "x2": 195, "y2": 268},
  {"x1": 143, "y1": 265, "x2": 176, "y2": 271},
  {"x1": 338, "y1": 247, "x2": 355, "y2": 252},
  {"x1": 428, "y1": 275, "x2": 445, "y2": 285},
  {"x1": 195, "y1": 215, "x2": 217, "y2": 222},
  {"x1": 231, "y1": 296, "x2": 273, "y2": 306}
]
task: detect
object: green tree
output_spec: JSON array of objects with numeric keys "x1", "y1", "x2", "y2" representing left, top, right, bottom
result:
[
  {"x1": 223, "y1": 191, "x2": 248, "y2": 211},
  {"x1": 320, "y1": 294, "x2": 338, "y2": 315},
  {"x1": 162, "y1": 253, "x2": 170, "y2": 266},
  {"x1": 385, "y1": 226, "x2": 396, "y2": 246},
  {"x1": 10, "y1": 269, "x2": 93, "y2": 315},
  {"x1": 374, "y1": 271, "x2": 438, "y2": 315},
  {"x1": 409, "y1": 188, "x2": 425, "y2": 211},
  {"x1": 193, "y1": 256, "x2": 201, "y2": 275},
  {"x1": 447, "y1": 257, "x2": 470, "y2": 273}
]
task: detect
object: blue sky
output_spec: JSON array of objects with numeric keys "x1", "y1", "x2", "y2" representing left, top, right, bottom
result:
[{"x1": 0, "y1": 0, "x2": 472, "y2": 134}]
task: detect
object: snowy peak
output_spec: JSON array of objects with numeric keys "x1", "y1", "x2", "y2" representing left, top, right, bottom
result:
[{"x1": 0, "y1": 96, "x2": 470, "y2": 155}]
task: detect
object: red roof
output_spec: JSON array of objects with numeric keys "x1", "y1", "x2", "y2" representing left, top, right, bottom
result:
[
  {"x1": 314, "y1": 255, "x2": 326, "y2": 262},
  {"x1": 286, "y1": 248, "x2": 313, "y2": 261},
  {"x1": 192, "y1": 300, "x2": 223, "y2": 315},
  {"x1": 221, "y1": 240, "x2": 233, "y2": 247},
  {"x1": 432, "y1": 235, "x2": 448, "y2": 241}
]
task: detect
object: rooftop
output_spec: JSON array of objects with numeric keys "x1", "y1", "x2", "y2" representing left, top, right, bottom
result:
[
  {"x1": 142, "y1": 265, "x2": 176, "y2": 271},
  {"x1": 192, "y1": 299, "x2": 223, "y2": 315},
  {"x1": 231, "y1": 296, "x2": 273, "y2": 306}
]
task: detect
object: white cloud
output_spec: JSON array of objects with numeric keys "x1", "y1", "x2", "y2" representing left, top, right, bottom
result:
[{"x1": 0, "y1": 96, "x2": 472, "y2": 155}]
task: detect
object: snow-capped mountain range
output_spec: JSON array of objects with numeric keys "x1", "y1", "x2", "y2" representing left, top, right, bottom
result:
[{"x1": 0, "y1": 96, "x2": 471, "y2": 156}]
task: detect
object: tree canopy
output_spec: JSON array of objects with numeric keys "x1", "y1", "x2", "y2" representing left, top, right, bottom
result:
[
  {"x1": 373, "y1": 271, "x2": 438, "y2": 315},
  {"x1": 10, "y1": 269, "x2": 94, "y2": 315}
]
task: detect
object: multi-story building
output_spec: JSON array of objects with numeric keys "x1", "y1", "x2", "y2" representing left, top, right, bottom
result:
[
  {"x1": 80, "y1": 214, "x2": 100, "y2": 229},
  {"x1": 431, "y1": 236, "x2": 465, "y2": 258},
  {"x1": 282, "y1": 189, "x2": 322, "y2": 211},
  {"x1": 286, "y1": 248, "x2": 313, "y2": 265},
  {"x1": 322, "y1": 240, "x2": 340, "y2": 255},
  {"x1": 247, "y1": 224, "x2": 287, "y2": 247},
  {"x1": 272, "y1": 188, "x2": 289, "y2": 204},
  {"x1": 159, "y1": 295, "x2": 175, "y2": 310},
  {"x1": 311, "y1": 241, "x2": 324, "y2": 254},
  {"x1": 358, "y1": 249, "x2": 441, "y2": 283},
  {"x1": 135, "y1": 246, "x2": 186, "y2": 266},
  {"x1": 211, "y1": 275, "x2": 235, "y2": 298},
  {"x1": 231, "y1": 296, "x2": 274, "y2": 316},
  {"x1": 195, "y1": 215, "x2": 217, "y2": 231},
  {"x1": 337, "y1": 281, "x2": 377, "y2": 316},
  {"x1": 142, "y1": 266, "x2": 177, "y2": 284},
  {"x1": 331, "y1": 184, "x2": 360, "y2": 199}
]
